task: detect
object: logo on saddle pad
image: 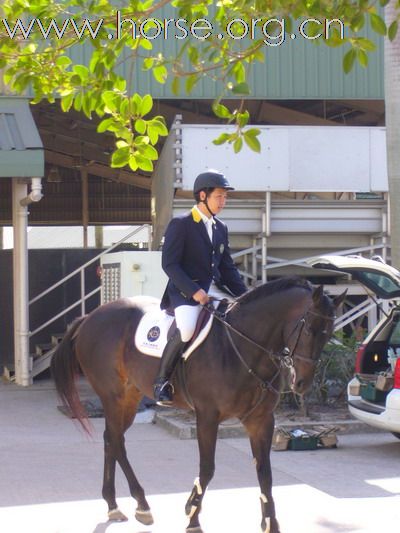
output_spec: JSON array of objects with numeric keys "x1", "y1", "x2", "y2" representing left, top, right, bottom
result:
[
  {"x1": 147, "y1": 326, "x2": 160, "y2": 342},
  {"x1": 134, "y1": 301, "x2": 216, "y2": 359}
]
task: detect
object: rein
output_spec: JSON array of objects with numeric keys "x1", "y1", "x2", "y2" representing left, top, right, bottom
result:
[{"x1": 203, "y1": 299, "x2": 335, "y2": 421}]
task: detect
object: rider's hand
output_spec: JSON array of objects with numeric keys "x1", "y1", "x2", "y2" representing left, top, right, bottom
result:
[{"x1": 192, "y1": 289, "x2": 209, "y2": 305}]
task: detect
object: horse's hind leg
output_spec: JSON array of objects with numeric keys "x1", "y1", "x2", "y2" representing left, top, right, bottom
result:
[
  {"x1": 185, "y1": 410, "x2": 219, "y2": 532},
  {"x1": 244, "y1": 412, "x2": 280, "y2": 533},
  {"x1": 102, "y1": 392, "x2": 153, "y2": 526}
]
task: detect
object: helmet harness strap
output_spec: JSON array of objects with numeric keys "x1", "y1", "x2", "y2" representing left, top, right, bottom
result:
[{"x1": 200, "y1": 189, "x2": 216, "y2": 218}]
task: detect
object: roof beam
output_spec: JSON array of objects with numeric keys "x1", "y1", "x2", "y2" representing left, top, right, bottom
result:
[{"x1": 44, "y1": 150, "x2": 151, "y2": 190}]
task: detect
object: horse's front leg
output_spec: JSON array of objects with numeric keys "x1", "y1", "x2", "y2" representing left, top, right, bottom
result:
[
  {"x1": 244, "y1": 412, "x2": 280, "y2": 533},
  {"x1": 185, "y1": 410, "x2": 219, "y2": 532}
]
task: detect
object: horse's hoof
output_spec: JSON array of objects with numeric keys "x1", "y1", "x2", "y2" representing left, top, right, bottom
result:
[
  {"x1": 108, "y1": 508, "x2": 128, "y2": 521},
  {"x1": 186, "y1": 527, "x2": 203, "y2": 533},
  {"x1": 135, "y1": 508, "x2": 154, "y2": 526}
]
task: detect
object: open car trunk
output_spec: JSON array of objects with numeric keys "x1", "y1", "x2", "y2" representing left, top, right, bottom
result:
[{"x1": 308, "y1": 255, "x2": 400, "y2": 407}]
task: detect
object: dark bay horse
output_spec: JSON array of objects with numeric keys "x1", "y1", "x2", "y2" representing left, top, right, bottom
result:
[{"x1": 51, "y1": 277, "x2": 345, "y2": 533}]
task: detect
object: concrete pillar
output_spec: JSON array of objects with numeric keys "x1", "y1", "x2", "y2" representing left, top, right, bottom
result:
[{"x1": 12, "y1": 179, "x2": 31, "y2": 386}]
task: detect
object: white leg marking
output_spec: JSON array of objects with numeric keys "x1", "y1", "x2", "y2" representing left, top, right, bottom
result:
[
  {"x1": 194, "y1": 477, "x2": 203, "y2": 495},
  {"x1": 263, "y1": 517, "x2": 271, "y2": 533}
]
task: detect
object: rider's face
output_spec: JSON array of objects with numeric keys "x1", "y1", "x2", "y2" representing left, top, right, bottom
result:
[{"x1": 200, "y1": 188, "x2": 228, "y2": 215}]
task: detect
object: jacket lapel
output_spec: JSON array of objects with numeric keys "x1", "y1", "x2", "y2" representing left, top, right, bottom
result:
[{"x1": 191, "y1": 208, "x2": 212, "y2": 248}]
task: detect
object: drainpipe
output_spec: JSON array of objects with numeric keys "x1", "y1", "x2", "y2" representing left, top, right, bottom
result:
[
  {"x1": 20, "y1": 177, "x2": 43, "y2": 206},
  {"x1": 13, "y1": 177, "x2": 43, "y2": 386}
]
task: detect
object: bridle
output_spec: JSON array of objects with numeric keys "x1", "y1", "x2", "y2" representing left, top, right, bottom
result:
[
  {"x1": 203, "y1": 301, "x2": 336, "y2": 421},
  {"x1": 207, "y1": 303, "x2": 335, "y2": 366}
]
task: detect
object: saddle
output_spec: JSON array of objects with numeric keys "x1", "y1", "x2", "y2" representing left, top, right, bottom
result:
[{"x1": 134, "y1": 298, "x2": 225, "y2": 359}]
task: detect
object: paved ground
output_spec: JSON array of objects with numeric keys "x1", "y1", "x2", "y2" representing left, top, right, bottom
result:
[{"x1": 1, "y1": 379, "x2": 400, "y2": 533}]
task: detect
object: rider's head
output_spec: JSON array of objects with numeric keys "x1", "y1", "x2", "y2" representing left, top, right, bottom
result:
[{"x1": 193, "y1": 170, "x2": 234, "y2": 217}]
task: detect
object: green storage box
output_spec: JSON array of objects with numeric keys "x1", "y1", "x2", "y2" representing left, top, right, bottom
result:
[
  {"x1": 360, "y1": 382, "x2": 388, "y2": 403},
  {"x1": 288, "y1": 436, "x2": 318, "y2": 451}
]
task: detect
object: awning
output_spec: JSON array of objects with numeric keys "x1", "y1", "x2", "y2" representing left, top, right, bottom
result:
[{"x1": 0, "y1": 97, "x2": 44, "y2": 177}]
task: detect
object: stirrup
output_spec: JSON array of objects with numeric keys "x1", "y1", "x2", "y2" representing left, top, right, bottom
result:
[{"x1": 154, "y1": 380, "x2": 174, "y2": 406}]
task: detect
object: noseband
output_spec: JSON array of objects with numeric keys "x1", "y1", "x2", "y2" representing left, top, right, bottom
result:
[{"x1": 282, "y1": 309, "x2": 336, "y2": 367}]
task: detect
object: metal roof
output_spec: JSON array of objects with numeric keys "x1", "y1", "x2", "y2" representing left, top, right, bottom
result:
[{"x1": 0, "y1": 97, "x2": 44, "y2": 177}]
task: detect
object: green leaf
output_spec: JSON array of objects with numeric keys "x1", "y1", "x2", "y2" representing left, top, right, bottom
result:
[
  {"x1": 135, "y1": 154, "x2": 154, "y2": 172},
  {"x1": 56, "y1": 56, "x2": 72, "y2": 68},
  {"x1": 147, "y1": 127, "x2": 159, "y2": 145},
  {"x1": 231, "y1": 82, "x2": 250, "y2": 95},
  {"x1": 343, "y1": 48, "x2": 357, "y2": 74},
  {"x1": 153, "y1": 64, "x2": 167, "y2": 84},
  {"x1": 243, "y1": 131, "x2": 261, "y2": 153},
  {"x1": 141, "y1": 94, "x2": 153, "y2": 116},
  {"x1": 357, "y1": 49, "x2": 368, "y2": 68},
  {"x1": 61, "y1": 93, "x2": 74, "y2": 112},
  {"x1": 150, "y1": 119, "x2": 168, "y2": 136},
  {"x1": 128, "y1": 155, "x2": 139, "y2": 171},
  {"x1": 212, "y1": 102, "x2": 231, "y2": 119},
  {"x1": 370, "y1": 13, "x2": 387, "y2": 36},
  {"x1": 233, "y1": 137, "x2": 243, "y2": 153},
  {"x1": 237, "y1": 111, "x2": 249, "y2": 128},
  {"x1": 351, "y1": 13, "x2": 365, "y2": 32},
  {"x1": 143, "y1": 58, "x2": 154, "y2": 70},
  {"x1": 379, "y1": 0, "x2": 390, "y2": 6},
  {"x1": 388, "y1": 20, "x2": 398, "y2": 41},
  {"x1": 140, "y1": 144, "x2": 158, "y2": 160},
  {"x1": 185, "y1": 74, "x2": 199, "y2": 94},
  {"x1": 102, "y1": 91, "x2": 117, "y2": 112},
  {"x1": 97, "y1": 117, "x2": 114, "y2": 133},
  {"x1": 356, "y1": 38, "x2": 376, "y2": 52},
  {"x1": 171, "y1": 76, "x2": 180, "y2": 96},
  {"x1": 111, "y1": 146, "x2": 130, "y2": 168},
  {"x1": 245, "y1": 127, "x2": 261, "y2": 138},
  {"x1": 212, "y1": 133, "x2": 230, "y2": 145},
  {"x1": 135, "y1": 119, "x2": 146, "y2": 134},
  {"x1": 72, "y1": 64, "x2": 89, "y2": 82}
]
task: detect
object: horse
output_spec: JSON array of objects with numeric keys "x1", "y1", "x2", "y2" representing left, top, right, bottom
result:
[{"x1": 50, "y1": 277, "x2": 345, "y2": 533}]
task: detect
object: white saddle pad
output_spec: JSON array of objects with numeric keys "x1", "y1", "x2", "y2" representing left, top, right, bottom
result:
[{"x1": 133, "y1": 297, "x2": 216, "y2": 359}]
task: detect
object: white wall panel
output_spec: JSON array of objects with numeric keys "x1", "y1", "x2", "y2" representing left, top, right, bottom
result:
[{"x1": 178, "y1": 125, "x2": 388, "y2": 192}]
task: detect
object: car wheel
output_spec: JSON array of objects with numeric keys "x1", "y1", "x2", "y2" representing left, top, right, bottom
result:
[{"x1": 391, "y1": 432, "x2": 400, "y2": 440}]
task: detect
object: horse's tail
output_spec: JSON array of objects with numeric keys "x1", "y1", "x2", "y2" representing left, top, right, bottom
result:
[{"x1": 50, "y1": 316, "x2": 91, "y2": 434}]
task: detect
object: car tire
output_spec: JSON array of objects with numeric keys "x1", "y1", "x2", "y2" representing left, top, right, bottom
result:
[{"x1": 391, "y1": 432, "x2": 400, "y2": 440}]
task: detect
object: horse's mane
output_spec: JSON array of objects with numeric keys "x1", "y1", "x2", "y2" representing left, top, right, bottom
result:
[{"x1": 235, "y1": 277, "x2": 313, "y2": 307}]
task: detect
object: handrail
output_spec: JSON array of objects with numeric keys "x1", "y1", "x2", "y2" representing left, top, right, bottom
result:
[
  {"x1": 29, "y1": 225, "x2": 150, "y2": 306},
  {"x1": 28, "y1": 224, "x2": 151, "y2": 338}
]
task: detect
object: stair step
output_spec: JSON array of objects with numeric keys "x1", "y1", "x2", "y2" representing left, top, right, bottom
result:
[
  {"x1": 51, "y1": 333, "x2": 64, "y2": 345},
  {"x1": 32, "y1": 347, "x2": 56, "y2": 378},
  {"x1": 2, "y1": 364, "x2": 15, "y2": 382},
  {"x1": 35, "y1": 343, "x2": 54, "y2": 356}
]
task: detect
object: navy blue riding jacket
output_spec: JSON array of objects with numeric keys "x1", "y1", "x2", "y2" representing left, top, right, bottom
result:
[{"x1": 160, "y1": 207, "x2": 247, "y2": 310}]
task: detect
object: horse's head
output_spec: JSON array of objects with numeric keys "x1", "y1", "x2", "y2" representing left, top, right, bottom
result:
[{"x1": 284, "y1": 285, "x2": 346, "y2": 395}]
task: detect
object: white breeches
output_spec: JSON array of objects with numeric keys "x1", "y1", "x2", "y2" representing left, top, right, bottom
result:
[{"x1": 174, "y1": 283, "x2": 234, "y2": 342}]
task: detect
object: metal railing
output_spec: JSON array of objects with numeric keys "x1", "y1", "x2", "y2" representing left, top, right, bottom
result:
[
  {"x1": 28, "y1": 224, "x2": 151, "y2": 339},
  {"x1": 232, "y1": 239, "x2": 392, "y2": 334}
]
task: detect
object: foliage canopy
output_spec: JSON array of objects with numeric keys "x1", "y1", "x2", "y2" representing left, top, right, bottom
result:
[{"x1": 1, "y1": 0, "x2": 399, "y2": 171}]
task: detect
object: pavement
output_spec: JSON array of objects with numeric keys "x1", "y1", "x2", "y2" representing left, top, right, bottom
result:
[{"x1": 1, "y1": 377, "x2": 400, "y2": 533}]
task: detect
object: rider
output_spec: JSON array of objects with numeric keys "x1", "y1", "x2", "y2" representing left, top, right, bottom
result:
[{"x1": 153, "y1": 170, "x2": 248, "y2": 405}]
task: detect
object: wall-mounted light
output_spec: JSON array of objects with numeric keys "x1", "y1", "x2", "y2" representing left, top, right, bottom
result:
[{"x1": 47, "y1": 165, "x2": 62, "y2": 183}]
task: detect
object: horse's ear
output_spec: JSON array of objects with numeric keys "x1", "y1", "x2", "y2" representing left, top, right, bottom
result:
[
  {"x1": 312, "y1": 285, "x2": 324, "y2": 304},
  {"x1": 333, "y1": 289, "x2": 347, "y2": 309}
]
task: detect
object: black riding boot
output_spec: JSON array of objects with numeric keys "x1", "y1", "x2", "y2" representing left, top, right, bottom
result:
[{"x1": 153, "y1": 330, "x2": 186, "y2": 406}]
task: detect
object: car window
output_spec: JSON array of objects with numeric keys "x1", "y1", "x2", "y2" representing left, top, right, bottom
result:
[
  {"x1": 389, "y1": 319, "x2": 400, "y2": 345},
  {"x1": 356, "y1": 271, "x2": 400, "y2": 298}
]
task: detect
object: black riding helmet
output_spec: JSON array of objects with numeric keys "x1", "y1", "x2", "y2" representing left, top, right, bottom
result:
[{"x1": 193, "y1": 170, "x2": 235, "y2": 194}]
